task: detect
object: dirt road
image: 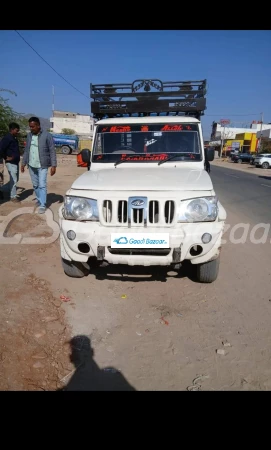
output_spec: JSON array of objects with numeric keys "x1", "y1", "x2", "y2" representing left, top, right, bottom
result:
[{"x1": 1, "y1": 157, "x2": 271, "y2": 391}]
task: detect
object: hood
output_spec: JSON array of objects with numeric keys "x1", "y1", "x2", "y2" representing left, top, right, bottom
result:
[{"x1": 71, "y1": 167, "x2": 213, "y2": 192}]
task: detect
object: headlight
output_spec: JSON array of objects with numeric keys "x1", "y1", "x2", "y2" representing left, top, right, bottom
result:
[
  {"x1": 63, "y1": 196, "x2": 99, "y2": 221},
  {"x1": 177, "y1": 196, "x2": 218, "y2": 222}
]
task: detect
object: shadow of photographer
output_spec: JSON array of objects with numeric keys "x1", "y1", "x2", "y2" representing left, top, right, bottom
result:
[{"x1": 58, "y1": 335, "x2": 136, "y2": 391}]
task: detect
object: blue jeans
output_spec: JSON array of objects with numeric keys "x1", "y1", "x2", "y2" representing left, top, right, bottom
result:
[
  {"x1": 29, "y1": 166, "x2": 48, "y2": 208},
  {"x1": 6, "y1": 162, "x2": 19, "y2": 199}
]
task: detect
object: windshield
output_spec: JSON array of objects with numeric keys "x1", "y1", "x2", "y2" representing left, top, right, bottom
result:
[{"x1": 92, "y1": 123, "x2": 202, "y2": 164}]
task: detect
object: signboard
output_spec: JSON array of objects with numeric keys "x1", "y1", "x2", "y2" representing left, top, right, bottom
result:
[{"x1": 231, "y1": 142, "x2": 240, "y2": 149}]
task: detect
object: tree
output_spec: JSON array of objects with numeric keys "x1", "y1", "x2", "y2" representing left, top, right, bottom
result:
[
  {"x1": 0, "y1": 88, "x2": 29, "y2": 138},
  {"x1": 220, "y1": 126, "x2": 234, "y2": 157},
  {"x1": 262, "y1": 140, "x2": 271, "y2": 153},
  {"x1": 218, "y1": 121, "x2": 234, "y2": 158},
  {"x1": 61, "y1": 128, "x2": 76, "y2": 135}
]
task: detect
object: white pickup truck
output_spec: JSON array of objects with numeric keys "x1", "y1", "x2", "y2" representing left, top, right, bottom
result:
[{"x1": 58, "y1": 79, "x2": 226, "y2": 283}]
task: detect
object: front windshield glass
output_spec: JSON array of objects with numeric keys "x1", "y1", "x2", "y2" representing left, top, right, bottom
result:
[{"x1": 92, "y1": 123, "x2": 202, "y2": 163}]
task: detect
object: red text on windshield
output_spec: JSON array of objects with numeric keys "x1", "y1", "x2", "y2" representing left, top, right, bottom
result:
[{"x1": 120, "y1": 153, "x2": 168, "y2": 161}]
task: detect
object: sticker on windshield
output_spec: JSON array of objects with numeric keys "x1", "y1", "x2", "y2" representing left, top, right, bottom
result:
[
  {"x1": 120, "y1": 153, "x2": 168, "y2": 161},
  {"x1": 160, "y1": 124, "x2": 193, "y2": 131},
  {"x1": 145, "y1": 139, "x2": 157, "y2": 147},
  {"x1": 110, "y1": 126, "x2": 131, "y2": 132},
  {"x1": 154, "y1": 132, "x2": 162, "y2": 136}
]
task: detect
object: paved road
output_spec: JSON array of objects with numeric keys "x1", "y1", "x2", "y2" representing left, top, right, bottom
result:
[{"x1": 211, "y1": 165, "x2": 271, "y2": 225}]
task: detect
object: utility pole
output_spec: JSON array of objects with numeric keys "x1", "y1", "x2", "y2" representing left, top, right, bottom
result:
[
  {"x1": 257, "y1": 112, "x2": 263, "y2": 154},
  {"x1": 219, "y1": 119, "x2": 230, "y2": 158},
  {"x1": 220, "y1": 126, "x2": 224, "y2": 158},
  {"x1": 51, "y1": 85, "x2": 55, "y2": 133},
  {"x1": 52, "y1": 85, "x2": 55, "y2": 115}
]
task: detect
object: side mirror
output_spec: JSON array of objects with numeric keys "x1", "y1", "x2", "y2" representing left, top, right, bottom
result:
[
  {"x1": 206, "y1": 148, "x2": 214, "y2": 162},
  {"x1": 81, "y1": 148, "x2": 91, "y2": 170}
]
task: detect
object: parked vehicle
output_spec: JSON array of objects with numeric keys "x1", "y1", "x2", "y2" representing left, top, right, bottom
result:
[
  {"x1": 250, "y1": 153, "x2": 268, "y2": 165},
  {"x1": 51, "y1": 133, "x2": 79, "y2": 155},
  {"x1": 254, "y1": 154, "x2": 271, "y2": 169},
  {"x1": 231, "y1": 153, "x2": 252, "y2": 164},
  {"x1": 58, "y1": 78, "x2": 227, "y2": 283},
  {"x1": 229, "y1": 149, "x2": 239, "y2": 159}
]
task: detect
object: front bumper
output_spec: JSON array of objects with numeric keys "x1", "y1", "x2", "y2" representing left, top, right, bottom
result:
[{"x1": 59, "y1": 211, "x2": 225, "y2": 266}]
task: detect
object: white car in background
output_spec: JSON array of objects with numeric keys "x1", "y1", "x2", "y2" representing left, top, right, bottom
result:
[{"x1": 254, "y1": 154, "x2": 271, "y2": 169}]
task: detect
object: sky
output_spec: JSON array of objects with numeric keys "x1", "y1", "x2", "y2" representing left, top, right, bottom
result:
[{"x1": 1, "y1": 30, "x2": 271, "y2": 139}]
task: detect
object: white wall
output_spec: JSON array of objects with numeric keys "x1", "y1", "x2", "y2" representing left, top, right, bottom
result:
[
  {"x1": 257, "y1": 128, "x2": 271, "y2": 139},
  {"x1": 212, "y1": 123, "x2": 271, "y2": 140},
  {"x1": 214, "y1": 124, "x2": 256, "y2": 139},
  {"x1": 251, "y1": 123, "x2": 271, "y2": 131},
  {"x1": 50, "y1": 114, "x2": 94, "y2": 137}
]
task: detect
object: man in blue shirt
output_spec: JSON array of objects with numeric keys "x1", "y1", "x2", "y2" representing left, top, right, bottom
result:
[
  {"x1": 21, "y1": 117, "x2": 57, "y2": 214},
  {"x1": 0, "y1": 122, "x2": 21, "y2": 203}
]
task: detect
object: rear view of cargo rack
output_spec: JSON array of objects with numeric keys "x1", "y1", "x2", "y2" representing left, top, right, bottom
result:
[{"x1": 90, "y1": 79, "x2": 207, "y2": 120}]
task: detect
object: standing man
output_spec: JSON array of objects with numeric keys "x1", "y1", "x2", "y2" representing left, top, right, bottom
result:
[
  {"x1": 21, "y1": 116, "x2": 57, "y2": 214},
  {"x1": 0, "y1": 122, "x2": 21, "y2": 203}
]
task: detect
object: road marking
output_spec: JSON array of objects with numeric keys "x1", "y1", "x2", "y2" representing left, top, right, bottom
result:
[
  {"x1": 261, "y1": 184, "x2": 271, "y2": 188},
  {"x1": 223, "y1": 173, "x2": 240, "y2": 178}
]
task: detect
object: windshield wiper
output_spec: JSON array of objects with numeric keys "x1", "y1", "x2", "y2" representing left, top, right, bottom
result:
[
  {"x1": 114, "y1": 154, "x2": 148, "y2": 167},
  {"x1": 158, "y1": 153, "x2": 193, "y2": 166}
]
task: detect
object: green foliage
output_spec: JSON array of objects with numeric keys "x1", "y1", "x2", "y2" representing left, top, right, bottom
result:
[
  {"x1": 61, "y1": 128, "x2": 76, "y2": 135},
  {"x1": 261, "y1": 141, "x2": 271, "y2": 153},
  {"x1": 0, "y1": 88, "x2": 29, "y2": 138}
]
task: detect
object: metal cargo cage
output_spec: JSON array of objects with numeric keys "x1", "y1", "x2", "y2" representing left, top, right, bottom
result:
[{"x1": 90, "y1": 78, "x2": 207, "y2": 120}]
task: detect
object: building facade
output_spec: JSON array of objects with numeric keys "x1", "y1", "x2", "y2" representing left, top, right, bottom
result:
[
  {"x1": 223, "y1": 132, "x2": 258, "y2": 153},
  {"x1": 50, "y1": 110, "x2": 95, "y2": 138},
  {"x1": 210, "y1": 121, "x2": 271, "y2": 155}
]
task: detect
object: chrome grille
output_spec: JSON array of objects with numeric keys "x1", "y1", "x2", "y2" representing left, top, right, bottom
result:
[
  {"x1": 103, "y1": 200, "x2": 112, "y2": 223},
  {"x1": 118, "y1": 200, "x2": 127, "y2": 224},
  {"x1": 165, "y1": 200, "x2": 175, "y2": 224},
  {"x1": 128, "y1": 196, "x2": 147, "y2": 227},
  {"x1": 149, "y1": 200, "x2": 159, "y2": 224},
  {"x1": 102, "y1": 198, "x2": 175, "y2": 225},
  {"x1": 133, "y1": 208, "x2": 144, "y2": 224}
]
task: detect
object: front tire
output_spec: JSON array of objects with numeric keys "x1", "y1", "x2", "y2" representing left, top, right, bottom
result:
[
  {"x1": 196, "y1": 256, "x2": 220, "y2": 283},
  {"x1": 62, "y1": 145, "x2": 71, "y2": 155},
  {"x1": 262, "y1": 162, "x2": 269, "y2": 169},
  {"x1": 61, "y1": 258, "x2": 88, "y2": 278}
]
